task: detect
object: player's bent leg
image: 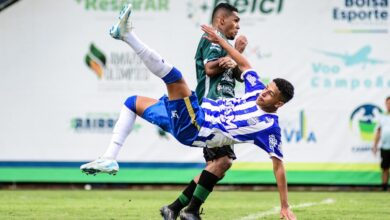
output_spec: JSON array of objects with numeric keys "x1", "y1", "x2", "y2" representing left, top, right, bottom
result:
[
  {"x1": 179, "y1": 146, "x2": 236, "y2": 216},
  {"x1": 163, "y1": 179, "x2": 197, "y2": 218},
  {"x1": 164, "y1": 148, "x2": 234, "y2": 217},
  {"x1": 205, "y1": 156, "x2": 233, "y2": 178},
  {"x1": 110, "y1": 3, "x2": 192, "y2": 101},
  {"x1": 138, "y1": 96, "x2": 173, "y2": 133},
  {"x1": 135, "y1": 96, "x2": 159, "y2": 116},
  {"x1": 166, "y1": 78, "x2": 192, "y2": 100},
  {"x1": 203, "y1": 146, "x2": 236, "y2": 178},
  {"x1": 80, "y1": 95, "x2": 155, "y2": 176}
]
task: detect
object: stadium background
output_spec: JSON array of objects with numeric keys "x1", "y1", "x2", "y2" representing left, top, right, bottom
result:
[{"x1": 0, "y1": 0, "x2": 389, "y2": 186}]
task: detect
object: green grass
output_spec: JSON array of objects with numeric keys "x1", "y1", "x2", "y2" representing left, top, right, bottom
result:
[{"x1": 0, "y1": 190, "x2": 389, "y2": 219}]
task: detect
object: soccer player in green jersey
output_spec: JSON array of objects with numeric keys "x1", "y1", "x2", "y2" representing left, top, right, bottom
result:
[{"x1": 160, "y1": 3, "x2": 248, "y2": 219}]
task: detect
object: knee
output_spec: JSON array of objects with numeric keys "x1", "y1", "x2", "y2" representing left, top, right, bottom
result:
[
  {"x1": 205, "y1": 157, "x2": 232, "y2": 178},
  {"x1": 124, "y1": 95, "x2": 137, "y2": 112},
  {"x1": 216, "y1": 157, "x2": 233, "y2": 172}
]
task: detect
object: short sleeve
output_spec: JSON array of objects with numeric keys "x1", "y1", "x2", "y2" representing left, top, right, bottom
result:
[
  {"x1": 254, "y1": 128, "x2": 283, "y2": 160},
  {"x1": 203, "y1": 37, "x2": 225, "y2": 64},
  {"x1": 241, "y1": 69, "x2": 266, "y2": 93}
]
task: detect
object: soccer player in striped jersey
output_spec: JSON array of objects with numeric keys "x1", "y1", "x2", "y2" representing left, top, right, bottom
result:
[
  {"x1": 161, "y1": 4, "x2": 248, "y2": 219},
  {"x1": 81, "y1": 3, "x2": 296, "y2": 220}
]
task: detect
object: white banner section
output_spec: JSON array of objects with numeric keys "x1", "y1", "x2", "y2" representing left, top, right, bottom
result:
[{"x1": 0, "y1": 0, "x2": 389, "y2": 163}]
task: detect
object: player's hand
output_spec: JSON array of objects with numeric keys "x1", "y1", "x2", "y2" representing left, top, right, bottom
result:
[
  {"x1": 235, "y1": 35, "x2": 248, "y2": 53},
  {"x1": 219, "y1": 57, "x2": 237, "y2": 69},
  {"x1": 280, "y1": 207, "x2": 296, "y2": 220},
  {"x1": 201, "y1": 25, "x2": 222, "y2": 44}
]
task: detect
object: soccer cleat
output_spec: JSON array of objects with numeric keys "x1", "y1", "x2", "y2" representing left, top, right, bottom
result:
[
  {"x1": 160, "y1": 206, "x2": 179, "y2": 220},
  {"x1": 109, "y1": 3, "x2": 133, "y2": 40},
  {"x1": 179, "y1": 208, "x2": 202, "y2": 220},
  {"x1": 80, "y1": 158, "x2": 119, "y2": 175}
]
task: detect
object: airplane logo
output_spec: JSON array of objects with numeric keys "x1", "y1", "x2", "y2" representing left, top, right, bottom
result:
[{"x1": 313, "y1": 45, "x2": 388, "y2": 67}]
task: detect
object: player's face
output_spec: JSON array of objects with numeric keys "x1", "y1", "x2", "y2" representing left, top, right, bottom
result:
[
  {"x1": 256, "y1": 82, "x2": 284, "y2": 111},
  {"x1": 221, "y1": 12, "x2": 240, "y2": 40},
  {"x1": 386, "y1": 99, "x2": 390, "y2": 112}
]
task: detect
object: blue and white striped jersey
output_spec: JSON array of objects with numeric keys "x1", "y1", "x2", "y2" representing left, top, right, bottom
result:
[{"x1": 193, "y1": 69, "x2": 283, "y2": 159}]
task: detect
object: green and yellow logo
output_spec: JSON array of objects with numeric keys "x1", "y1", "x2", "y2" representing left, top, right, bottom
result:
[
  {"x1": 85, "y1": 43, "x2": 106, "y2": 79},
  {"x1": 350, "y1": 104, "x2": 383, "y2": 141},
  {"x1": 84, "y1": 42, "x2": 150, "y2": 83}
]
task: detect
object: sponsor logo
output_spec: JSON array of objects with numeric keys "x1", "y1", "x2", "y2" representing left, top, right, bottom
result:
[
  {"x1": 85, "y1": 43, "x2": 106, "y2": 79},
  {"x1": 313, "y1": 45, "x2": 388, "y2": 67},
  {"x1": 71, "y1": 113, "x2": 117, "y2": 132},
  {"x1": 268, "y1": 134, "x2": 278, "y2": 150},
  {"x1": 186, "y1": 0, "x2": 284, "y2": 26},
  {"x1": 350, "y1": 103, "x2": 383, "y2": 152},
  {"x1": 350, "y1": 104, "x2": 382, "y2": 141},
  {"x1": 75, "y1": 0, "x2": 169, "y2": 12},
  {"x1": 282, "y1": 110, "x2": 317, "y2": 143},
  {"x1": 332, "y1": 0, "x2": 389, "y2": 33},
  {"x1": 310, "y1": 45, "x2": 390, "y2": 90},
  {"x1": 234, "y1": 77, "x2": 270, "y2": 96},
  {"x1": 84, "y1": 43, "x2": 151, "y2": 91},
  {"x1": 171, "y1": 110, "x2": 179, "y2": 118},
  {"x1": 246, "y1": 74, "x2": 258, "y2": 86},
  {"x1": 71, "y1": 112, "x2": 142, "y2": 133}
]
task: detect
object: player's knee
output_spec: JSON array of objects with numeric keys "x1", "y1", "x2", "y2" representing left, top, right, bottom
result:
[
  {"x1": 216, "y1": 157, "x2": 233, "y2": 171},
  {"x1": 162, "y1": 67, "x2": 183, "y2": 84},
  {"x1": 124, "y1": 95, "x2": 137, "y2": 112}
]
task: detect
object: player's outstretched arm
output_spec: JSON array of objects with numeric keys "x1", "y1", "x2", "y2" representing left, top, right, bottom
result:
[
  {"x1": 271, "y1": 157, "x2": 297, "y2": 220},
  {"x1": 201, "y1": 25, "x2": 251, "y2": 72}
]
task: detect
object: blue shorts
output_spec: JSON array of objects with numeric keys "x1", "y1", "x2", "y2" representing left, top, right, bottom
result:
[
  {"x1": 142, "y1": 93, "x2": 205, "y2": 146},
  {"x1": 162, "y1": 92, "x2": 205, "y2": 146},
  {"x1": 142, "y1": 97, "x2": 172, "y2": 133}
]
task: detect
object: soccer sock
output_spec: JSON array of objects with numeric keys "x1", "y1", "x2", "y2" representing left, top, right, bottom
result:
[
  {"x1": 102, "y1": 96, "x2": 137, "y2": 159},
  {"x1": 168, "y1": 180, "x2": 197, "y2": 212},
  {"x1": 123, "y1": 32, "x2": 182, "y2": 84},
  {"x1": 186, "y1": 170, "x2": 219, "y2": 213}
]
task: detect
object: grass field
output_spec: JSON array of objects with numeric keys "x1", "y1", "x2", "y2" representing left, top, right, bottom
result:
[{"x1": 0, "y1": 189, "x2": 389, "y2": 219}]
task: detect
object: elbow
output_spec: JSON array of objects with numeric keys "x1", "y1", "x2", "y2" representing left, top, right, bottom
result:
[
  {"x1": 205, "y1": 68, "x2": 218, "y2": 78},
  {"x1": 205, "y1": 71, "x2": 214, "y2": 77},
  {"x1": 239, "y1": 64, "x2": 252, "y2": 72}
]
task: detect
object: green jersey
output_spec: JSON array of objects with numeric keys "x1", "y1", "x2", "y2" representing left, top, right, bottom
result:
[{"x1": 194, "y1": 33, "x2": 236, "y2": 103}]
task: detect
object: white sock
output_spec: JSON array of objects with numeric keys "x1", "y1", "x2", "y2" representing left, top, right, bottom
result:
[
  {"x1": 123, "y1": 31, "x2": 173, "y2": 78},
  {"x1": 103, "y1": 105, "x2": 136, "y2": 159}
]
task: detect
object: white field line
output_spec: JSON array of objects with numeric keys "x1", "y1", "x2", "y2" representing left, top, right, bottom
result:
[{"x1": 239, "y1": 198, "x2": 335, "y2": 220}]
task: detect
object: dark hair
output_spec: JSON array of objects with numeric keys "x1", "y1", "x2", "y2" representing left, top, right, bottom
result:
[
  {"x1": 273, "y1": 78, "x2": 294, "y2": 103},
  {"x1": 386, "y1": 96, "x2": 390, "y2": 101},
  {"x1": 211, "y1": 3, "x2": 238, "y2": 22}
]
